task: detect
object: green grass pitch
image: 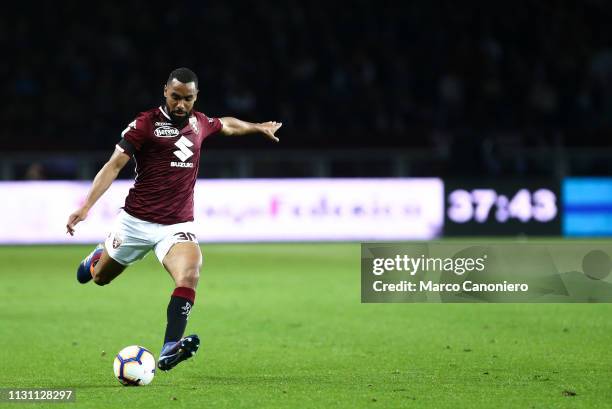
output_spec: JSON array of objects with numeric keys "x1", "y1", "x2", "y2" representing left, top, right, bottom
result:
[{"x1": 1, "y1": 242, "x2": 611, "y2": 408}]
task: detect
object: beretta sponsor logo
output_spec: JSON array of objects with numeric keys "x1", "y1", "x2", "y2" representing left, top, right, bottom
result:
[{"x1": 154, "y1": 126, "x2": 180, "y2": 137}]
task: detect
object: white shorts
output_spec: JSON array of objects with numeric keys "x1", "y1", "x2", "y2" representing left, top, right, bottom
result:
[{"x1": 104, "y1": 210, "x2": 199, "y2": 266}]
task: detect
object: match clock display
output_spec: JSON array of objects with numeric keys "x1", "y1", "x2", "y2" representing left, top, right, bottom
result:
[{"x1": 444, "y1": 180, "x2": 561, "y2": 236}]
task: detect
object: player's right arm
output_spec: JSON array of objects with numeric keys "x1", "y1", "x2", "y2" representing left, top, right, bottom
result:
[{"x1": 65, "y1": 149, "x2": 130, "y2": 236}]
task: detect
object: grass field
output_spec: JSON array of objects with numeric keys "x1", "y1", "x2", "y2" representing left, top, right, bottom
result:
[{"x1": 1, "y1": 242, "x2": 612, "y2": 408}]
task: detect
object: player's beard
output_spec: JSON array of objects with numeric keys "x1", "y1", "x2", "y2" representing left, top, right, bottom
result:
[{"x1": 166, "y1": 105, "x2": 190, "y2": 127}]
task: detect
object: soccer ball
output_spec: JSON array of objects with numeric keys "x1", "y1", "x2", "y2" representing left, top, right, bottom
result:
[{"x1": 113, "y1": 345, "x2": 156, "y2": 386}]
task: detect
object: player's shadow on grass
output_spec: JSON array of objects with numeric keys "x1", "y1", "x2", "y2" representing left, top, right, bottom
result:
[{"x1": 199, "y1": 375, "x2": 321, "y2": 386}]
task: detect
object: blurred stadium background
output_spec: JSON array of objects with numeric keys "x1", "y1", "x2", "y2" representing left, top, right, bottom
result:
[{"x1": 1, "y1": 1, "x2": 611, "y2": 241}]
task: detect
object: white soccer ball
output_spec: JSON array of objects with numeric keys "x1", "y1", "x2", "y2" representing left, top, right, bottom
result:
[{"x1": 113, "y1": 345, "x2": 156, "y2": 386}]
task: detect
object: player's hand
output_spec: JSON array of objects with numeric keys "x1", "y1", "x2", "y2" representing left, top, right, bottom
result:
[
  {"x1": 258, "y1": 121, "x2": 282, "y2": 142},
  {"x1": 66, "y1": 208, "x2": 89, "y2": 236}
]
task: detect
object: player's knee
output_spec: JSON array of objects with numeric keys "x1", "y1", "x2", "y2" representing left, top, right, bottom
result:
[
  {"x1": 93, "y1": 271, "x2": 112, "y2": 286},
  {"x1": 175, "y1": 267, "x2": 199, "y2": 289}
]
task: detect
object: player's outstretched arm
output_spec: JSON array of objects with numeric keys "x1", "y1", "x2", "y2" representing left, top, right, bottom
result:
[
  {"x1": 219, "y1": 117, "x2": 282, "y2": 142},
  {"x1": 65, "y1": 148, "x2": 131, "y2": 236}
]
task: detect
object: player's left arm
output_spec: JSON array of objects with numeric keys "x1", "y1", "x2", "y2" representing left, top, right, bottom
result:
[{"x1": 219, "y1": 117, "x2": 282, "y2": 142}]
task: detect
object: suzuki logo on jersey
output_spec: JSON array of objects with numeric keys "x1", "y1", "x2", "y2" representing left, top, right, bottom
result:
[
  {"x1": 172, "y1": 136, "x2": 195, "y2": 167},
  {"x1": 154, "y1": 126, "x2": 180, "y2": 138}
]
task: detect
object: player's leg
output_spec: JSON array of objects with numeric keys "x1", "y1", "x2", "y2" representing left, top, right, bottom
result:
[
  {"x1": 155, "y1": 236, "x2": 202, "y2": 371},
  {"x1": 92, "y1": 246, "x2": 127, "y2": 285},
  {"x1": 76, "y1": 243, "x2": 126, "y2": 285},
  {"x1": 162, "y1": 241, "x2": 201, "y2": 289},
  {"x1": 76, "y1": 210, "x2": 152, "y2": 285},
  {"x1": 161, "y1": 241, "x2": 201, "y2": 346}
]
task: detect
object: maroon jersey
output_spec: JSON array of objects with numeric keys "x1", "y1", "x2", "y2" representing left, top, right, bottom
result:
[{"x1": 116, "y1": 106, "x2": 222, "y2": 224}]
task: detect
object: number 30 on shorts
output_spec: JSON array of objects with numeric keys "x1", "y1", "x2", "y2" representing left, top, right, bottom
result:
[{"x1": 173, "y1": 232, "x2": 197, "y2": 242}]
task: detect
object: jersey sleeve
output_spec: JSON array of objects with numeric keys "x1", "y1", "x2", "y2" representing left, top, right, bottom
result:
[
  {"x1": 116, "y1": 114, "x2": 149, "y2": 156},
  {"x1": 203, "y1": 115, "x2": 223, "y2": 136}
]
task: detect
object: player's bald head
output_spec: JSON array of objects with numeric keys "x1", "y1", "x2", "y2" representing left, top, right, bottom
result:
[{"x1": 167, "y1": 67, "x2": 198, "y2": 89}]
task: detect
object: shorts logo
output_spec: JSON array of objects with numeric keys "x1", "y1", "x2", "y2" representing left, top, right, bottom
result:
[
  {"x1": 154, "y1": 126, "x2": 180, "y2": 138},
  {"x1": 112, "y1": 234, "x2": 123, "y2": 249},
  {"x1": 173, "y1": 136, "x2": 194, "y2": 162}
]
